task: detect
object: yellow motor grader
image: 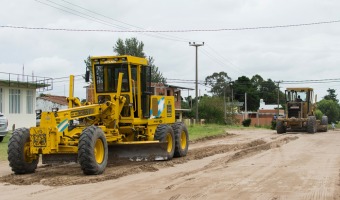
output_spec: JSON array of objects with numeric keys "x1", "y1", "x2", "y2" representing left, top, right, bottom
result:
[
  {"x1": 276, "y1": 87, "x2": 328, "y2": 134},
  {"x1": 8, "y1": 55, "x2": 189, "y2": 175}
]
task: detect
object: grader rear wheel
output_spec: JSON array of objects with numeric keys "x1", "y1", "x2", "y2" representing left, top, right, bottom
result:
[
  {"x1": 276, "y1": 120, "x2": 286, "y2": 134},
  {"x1": 307, "y1": 116, "x2": 317, "y2": 134},
  {"x1": 8, "y1": 128, "x2": 39, "y2": 174},
  {"x1": 172, "y1": 122, "x2": 189, "y2": 157},
  {"x1": 78, "y1": 126, "x2": 108, "y2": 175},
  {"x1": 155, "y1": 124, "x2": 175, "y2": 160},
  {"x1": 321, "y1": 116, "x2": 328, "y2": 132}
]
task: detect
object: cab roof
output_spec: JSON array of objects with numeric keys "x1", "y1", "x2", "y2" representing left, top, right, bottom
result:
[
  {"x1": 286, "y1": 87, "x2": 314, "y2": 92},
  {"x1": 90, "y1": 55, "x2": 148, "y2": 65}
]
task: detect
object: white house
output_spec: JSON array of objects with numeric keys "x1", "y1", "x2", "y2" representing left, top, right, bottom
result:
[
  {"x1": 36, "y1": 95, "x2": 68, "y2": 111},
  {"x1": 0, "y1": 72, "x2": 52, "y2": 130},
  {"x1": 259, "y1": 99, "x2": 282, "y2": 110}
]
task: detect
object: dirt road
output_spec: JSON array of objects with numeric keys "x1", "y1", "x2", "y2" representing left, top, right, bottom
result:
[{"x1": 1, "y1": 129, "x2": 340, "y2": 200}]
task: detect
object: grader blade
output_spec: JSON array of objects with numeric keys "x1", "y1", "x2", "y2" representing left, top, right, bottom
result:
[
  {"x1": 108, "y1": 142, "x2": 169, "y2": 162},
  {"x1": 42, "y1": 154, "x2": 78, "y2": 164}
]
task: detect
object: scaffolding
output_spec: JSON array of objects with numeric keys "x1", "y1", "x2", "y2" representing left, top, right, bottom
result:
[{"x1": 0, "y1": 71, "x2": 53, "y2": 91}]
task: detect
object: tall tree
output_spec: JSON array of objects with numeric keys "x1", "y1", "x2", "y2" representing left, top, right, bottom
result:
[
  {"x1": 113, "y1": 37, "x2": 166, "y2": 83},
  {"x1": 258, "y1": 78, "x2": 280, "y2": 104},
  {"x1": 323, "y1": 88, "x2": 338, "y2": 103},
  {"x1": 204, "y1": 71, "x2": 232, "y2": 97},
  {"x1": 84, "y1": 55, "x2": 92, "y2": 82},
  {"x1": 317, "y1": 99, "x2": 340, "y2": 123},
  {"x1": 251, "y1": 74, "x2": 264, "y2": 90},
  {"x1": 233, "y1": 76, "x2": 260, "y2": 111}
]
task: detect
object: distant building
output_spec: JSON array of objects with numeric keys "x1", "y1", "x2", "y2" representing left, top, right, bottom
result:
[
  {"x1": 259, "y1": 99, "x2": 282, "y2": 110},
  {"x1": 235, "y1": 99, "x2": 284, "y2": 126},
  {"x1": 0, "y1": 72, "x2": 52, "y2": 129},
  {"x1": 36, "y1": 94, "x2": 68, "y2": 111}
]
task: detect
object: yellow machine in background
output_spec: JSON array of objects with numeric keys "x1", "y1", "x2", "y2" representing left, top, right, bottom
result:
[
  {"x1": 276, "y1": 87, "x2": 328, "y2": 134},
  {"x1": 8, "y1": 55, "x2": 189, "y2": 175}
]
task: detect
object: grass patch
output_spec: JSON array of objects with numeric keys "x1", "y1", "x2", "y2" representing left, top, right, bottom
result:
[
  {"x1": 0, "y1": 132, "x2": 10, "y2": 161},
  {"x1": 188, "y1": 124, "x2": 257, "y2": 141}
]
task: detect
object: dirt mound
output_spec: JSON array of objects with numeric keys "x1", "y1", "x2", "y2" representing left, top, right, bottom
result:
[{"x1": 0, "y1": 135, "x2": 298, "y2": 186}]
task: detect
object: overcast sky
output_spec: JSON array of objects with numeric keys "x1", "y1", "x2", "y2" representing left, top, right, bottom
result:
[{"x1": 1, "y1": 0, "x2": 340, "y2": 102}]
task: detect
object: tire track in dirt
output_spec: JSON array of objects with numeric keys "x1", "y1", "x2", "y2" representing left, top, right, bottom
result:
[{"x1": 0, "y1": 134, "x2": 298, "y2": 186}]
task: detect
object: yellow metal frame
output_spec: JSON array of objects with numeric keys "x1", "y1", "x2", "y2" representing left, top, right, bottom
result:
[{"x1": 29, "y1": 55, "x2": 176, "y2": 156}]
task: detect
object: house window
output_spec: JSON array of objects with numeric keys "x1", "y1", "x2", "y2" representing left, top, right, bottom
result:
[
  {"x1": 9, "y1": 89, "x2": 20, "y2": 113},
  {"x1": 0, "y1": 88, "x2": 2, "y2": 113},
  {"x1": 26, "y1": 90, "x2": 34, "y2": 114}
]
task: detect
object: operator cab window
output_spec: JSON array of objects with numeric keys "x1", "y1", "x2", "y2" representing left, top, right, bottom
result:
[{"x1": 95, "y1": 64, "x2": 129, "y2": 93}]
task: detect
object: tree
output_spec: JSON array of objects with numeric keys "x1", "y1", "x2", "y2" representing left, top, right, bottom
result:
[
  {"x1": 317, "y1": 99, "x2": 340, "y2": 123},
  {"x1": 84, "y1": 55, "x2": 92, "y2": 82},
  {"x1": 323, "y1": 88, "x2": 338, "y2": 103},
  {"x1": 258, "y1": 78, "x2": 280, "y2": 104},
  {"x1": 113, "y1": 37, "x2": 166, "y2": 83},
  {"x1": 205, "y1": 72, "x2": 232, "y2": 97},
  {"x1": 233, "y1": 76, "x2": 260, "y2": 111},
  {"x1": 198, "y1": 96, "x2": 231, "y2": 124},
  {"x1": 148, "y1": 57, "x2": 166, "y2": 84},
  {"x1": 251, "y1": 74, "x2": 264, "y2": 90}
]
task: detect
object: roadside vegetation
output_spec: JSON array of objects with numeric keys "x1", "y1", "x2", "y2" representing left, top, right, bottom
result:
[
  {"x1": 0, "y1": 133, "x2": 10, "y2": 161},
  {"x1": 187, "y1": 123, "x2": 260, "y2": 141}
]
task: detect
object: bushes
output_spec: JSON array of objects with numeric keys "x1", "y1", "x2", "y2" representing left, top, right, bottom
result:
[
  {"x1": 242, "y1": 119, "x2": 251, "y2": 127},
  {"x1": 271, "y1": 120, "x2": 276, "y2": 130}
]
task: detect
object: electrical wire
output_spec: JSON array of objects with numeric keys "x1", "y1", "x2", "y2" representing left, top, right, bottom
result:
[
  {"x1": 2, "y1": 19, "x2": 340, "y2": 33},
  {"x1": 33, "y1": 0, "x2": 189, "y2": 42},
  {"x1": 59, "y1": 0, "x2": 190, "y2": 42}
]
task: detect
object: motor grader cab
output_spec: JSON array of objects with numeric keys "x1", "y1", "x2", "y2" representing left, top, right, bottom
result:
[
  {"x1": 8, "y1": 55, "x2": 189, "y2": 175},
  {"x1": 276, "y1": 87, "x2": 328, "y2": 134}
]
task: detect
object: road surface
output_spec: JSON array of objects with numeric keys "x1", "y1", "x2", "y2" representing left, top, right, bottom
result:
[{"x1": 0, "y1": 129, "x2": 339, "y2": 200}]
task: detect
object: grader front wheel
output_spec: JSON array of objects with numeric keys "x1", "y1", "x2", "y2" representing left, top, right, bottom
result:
[
  {"x1": 8, "y1": 128, "x2": 39, "y2": 174},
  {"x1": 155, "y1": 124, "x2": 175, "y2": 160},
  {"x1": 78, "y1": 126, "x2": 108, "y2": 175}
]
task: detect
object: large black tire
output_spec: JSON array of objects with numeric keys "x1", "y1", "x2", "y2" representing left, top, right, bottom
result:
[
  {"x1": 307, "y1": 116, "x2": 317, "y2": 134},
  {"x1": 0, "y1": 136, "x2": 3, "y2": 142},
  {"x1": 276, "y1": 120, "x2": 286, "y2": 134},
  {"x1": 8, "y1": 128, "x2": 39, "y2": 174},
  {"x1": 171, "y1": 122, "x2": 189, "y2": 157},
  {"x1": 155, "y1": 124, "x2": 175, "y2": 160},
  {"x1": 321, "y1": 116, "x2": 328, "y2": 132},
  {"x1": 78, "y1": 126, "x2": 108, "y2": 175}
]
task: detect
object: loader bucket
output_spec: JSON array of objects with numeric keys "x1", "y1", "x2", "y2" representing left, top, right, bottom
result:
[{"x1": 107, "y1": 142, "x2": 169, "y2": 163}]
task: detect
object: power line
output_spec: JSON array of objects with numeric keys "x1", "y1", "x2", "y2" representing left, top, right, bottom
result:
[
  {"x1": 2, "y1": 19, "x2": 340, "y2": 33},
  {"x1": 33, "y1": 0, "x2": 189, "y2": 42},
  {"x1": 59, "y1": 0, "x2": 190, "y2": 42}
]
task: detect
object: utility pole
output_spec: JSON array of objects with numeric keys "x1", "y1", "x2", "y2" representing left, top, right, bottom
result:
[
  {"x1": 189, "y1": 42, "x2": 204, "y2": 122},
  {"x1": 276, "y1": 81, "x2": 281, "y2": 118},
  {"x1": 245, "y1": 92, "x2": 247, "y2": 119},
  {"x1": 224, "y1": 86, "x2": 226, "y2": 121}
]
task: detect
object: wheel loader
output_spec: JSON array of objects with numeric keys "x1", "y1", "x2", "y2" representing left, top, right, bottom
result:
[
  {"x1": 276, "y1": 87, "x2": 328, "y2": 134},
  {"x1": 7, "y1": 55, "x2": 189, "y2": 175}
]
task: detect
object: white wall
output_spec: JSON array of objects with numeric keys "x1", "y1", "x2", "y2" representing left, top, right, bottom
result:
[
  {"x1": 0, "y1": 86, "x2": 36, "y2": 130},
  {"x1": 36, "y1": 98, "x2": 67, "y2": 111}
]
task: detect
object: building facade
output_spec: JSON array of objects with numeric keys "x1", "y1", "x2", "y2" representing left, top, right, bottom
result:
[
  {"x1": 0, "y1": 72, "x2": 51, "y2": 129},
  {"x1": 36, "y1": 95, "x2": 68, "y2": 111}
]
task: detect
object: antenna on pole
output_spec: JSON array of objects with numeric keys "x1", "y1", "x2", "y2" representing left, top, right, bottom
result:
[{"x1": 22, "y1": 64, "x2": 25, "y2": 81}]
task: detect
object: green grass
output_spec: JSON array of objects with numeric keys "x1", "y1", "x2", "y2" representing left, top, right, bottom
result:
[
  {"x1": 0, "y1": 132, "x2": 10, "y2": 161},
  {"x1": 187, "y1": 124, "x2": 258, "y2": 141}
]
